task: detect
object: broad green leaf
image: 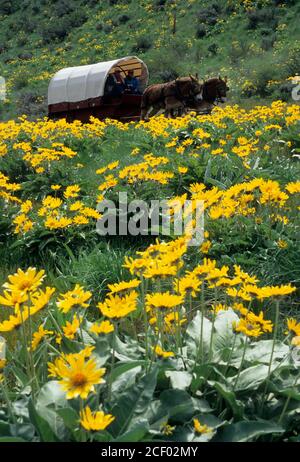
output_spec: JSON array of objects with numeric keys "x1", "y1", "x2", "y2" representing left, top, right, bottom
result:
[
  {"x1": 213, "y1": 420, "x2": 284, "y2": 442},
  {"x1": 209, "y1": 381, "x2": 244, "y2": 419},
  {"x1": 110, "y1": 367, "x2": 158, "y2": 437},
  {"x1": 112, "y1": 365, "x2": 142, "y2": 393},
  {"x1": 35, "y1": 381, "x2": 67, "y2": 438},
  {"x1": 213, "y1": 309, "x2": 239, "y2": 353},
  {"x1": 245, "y1": 340, "x2": 289, "y2": 364},
  {"x1": 0, "y1": 420, "x2": 10, "y2": 436},
  {"x1": 165, "y1": 371, "x2": 192, "y2": 390},
  {"x1": 0, "y1": 437, "x2": 27, "y2": 442},
  {"x1": 10, "y1": 422, "x2": 35, "y2": 441},
  {"x1": 110, "y1": 360, "x2": 145, "y2": 382},
  {"x1": 156, "y1": 389, "x2": 211, "y2": 423},
  {"x1": 28, "y1": 399, "x2": 60, "y2": 442},
  {"x1": 229, "y1": 364, "x2": 270, "y2": 391},
  {"x1": 56, "y1": 408, "x2": 79, "y2": 431},
  {"x1": 113, "y1": 419, "x2": 149, "y2": 442},
  {"x1": 186, "y1": 312, "x2": 212, "y2": 359}
]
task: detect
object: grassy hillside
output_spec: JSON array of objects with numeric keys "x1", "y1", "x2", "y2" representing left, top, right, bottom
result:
[{"x1": 0, "y1": 0, "x2": 300, "y2": 120}]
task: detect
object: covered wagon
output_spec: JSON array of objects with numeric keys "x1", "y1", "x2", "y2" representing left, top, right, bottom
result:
[{"x1": 48, "y1": 56, "x2": 149, "y2": 123}]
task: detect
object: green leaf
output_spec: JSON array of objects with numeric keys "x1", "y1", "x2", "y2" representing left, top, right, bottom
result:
[
  {"x1": 213, "y1": 309, "x2": 239, "y2": 355},
  {"x1": 0, "y1": 420, "x2": 11, "y2": 436},
  {"x1": 35, "y1": 381, "x2": 67, "y2": 439},
  {"x1": 110, "y1": 367, "x2": 158, "y2": 437},
  {"x1": 186, "y1": 312, "x2": 212, "y2": 358},
  {"x1": 28, "y1": 399, "x2": 60, "y2": 442},
  {"x1": 56, "y1": 408, "x2": 79, "y2": 431},
  {"x1": 245, "y1": 340, "x2": 289, "y2": 364},
  {"x1": 165, "y1": 371, "x2": 192, "y2": 390},
  {"x1": 209, "y1": 381, "x2": 244, "y2": 419},
  {"x1": 213, "y1": 420, "x2": 284, "y2": 442},
  {"x1": 113, "y1": 419, "x2": 149, "y2": 442},
  {"x1": 0, "y1": 437, "x2": 27, "y2": 442},
  {"x1": 229, "y1": 364, "x2": 269, "y2": 391},
  {"x1": 156, "y1": 389, "x2": 211, "y2": 423},
  {"x1": 112, "y1": 365, "x2": 142, "y2": 394}
]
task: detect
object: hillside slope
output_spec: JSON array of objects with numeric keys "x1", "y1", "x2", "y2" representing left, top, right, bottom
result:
[{"x1": 0, "y1": 0, "x2": 299, "y2": 119}]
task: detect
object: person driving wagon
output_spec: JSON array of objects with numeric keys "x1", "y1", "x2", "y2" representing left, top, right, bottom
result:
[
  {"x1": 105, "y1": 69, "x2": 125, "y2": 97},
  {"x1": 124, "y1": 70, "x2": 141, "y2": 94}
]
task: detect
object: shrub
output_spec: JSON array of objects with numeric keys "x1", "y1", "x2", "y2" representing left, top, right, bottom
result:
[
  {"x1": 157, "y1": 68, "x2": 179, "y2": 82},
  {"x1": 96, "y1": 22, "x2": 104, "y2": 31},
  {"x1": 284, "y1": 43, "x2": 300, "y2": 76},
  {"x1": 195, "y1": 24, "x2": 207, "y2": 39},
  {"x1": 261, "y1": 34, "x2": 276, "y2": 51},
  {"x1": 118, "y1": 14, "x2": 130, "y2": 24},
  {"x1": 197, "y1": 6, "x2": 220, "y2": 26},
  {"x1": 17, "y1": 91, "x2": 46, "y2": 118},
  {"x1": 247, "y1": 7, "x2": 278, "y2": 30},
  {"x1": 54, "y1": 0, "x2": 75, "y2": 17},
  {"x1": 207, "y1": 43, "x2": 218, "y2": 56},
  {"x1": 14, "y1": 74, "x2": 29, "y2": 90},
  {"x1": 132, "y1": 36, "x2": 153, "y2": 53},
  {"x1": 103, "y1": 24, "x2": 113, "y2": 34}
]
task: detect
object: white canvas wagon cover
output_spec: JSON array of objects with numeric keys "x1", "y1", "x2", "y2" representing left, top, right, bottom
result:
[{"x1": 48, "y1": 56, "x2": 148, "y2": 105}]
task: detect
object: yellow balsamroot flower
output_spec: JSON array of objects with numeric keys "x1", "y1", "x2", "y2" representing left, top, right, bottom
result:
[
  {"x1": 233, "y1": 318, "x2": 263, "y2": 338},
  {"x1": 164, "y1": 312, "x2": 187, "y2": 334},
  {"x1": 20, "y1": 200, "x2": 32, "y2": 214},
  {"x1": 255, "y1": 284, "x2": 296, "y2": 300},
  {"x1": 69, "y1": 201, "x2": 84, "y2": 211},
  {"x1": 29, "y1": 286, "x2": 55, "y2": 314},
  {"x1": 3, "y1": 267, "x2": 45, "y2": 293},
  {"x1": 212, "y1": 303, "x2": 229, "y2": 315},
  {"x1": 200, "y1": 240, "x2": 212, "y2": 254},
  {"x1": 64, "y1": 185, "x2": 81, "y2": 199},
  {"x1": 246, "y1": 311, "x2": 273, "y2": 333},
  {"x1": 98, "y1": 291, "x2": 138, "y2": 319},
  {"x1": 62, "y1": 315, "x2": 83, "y2": 340},
  {"x1": 146, "y1": 292, "x2": 184, "y2": 311},
  {"x1": 57, "y1": 284, "x2": 92, "y2": 314},
  {"x1": 0, "y1": 289, "x2": 28, "y2": 311},
  {"x1": 286, "y1": 181, "x2": 300, "y2": 194},
  {"x1": 0, "y1": 311, "x2": 30, "y2": 332},
  {"x1": 107, "y1": 279, "x2": 140, "y2": 296},
  {"x1": 48, "y1": 353, "x2": 106, "y2": 400},
  {"x1": 178, "y1": 166, "x2": 188, "y2": 174},
  {"x1": 80, "y1": 406, "x2": 115, "y2": 432},
  {"x1": 31, "y1": 325, "x2": 54, "y2": 351},
  {"x1": 277, "y1": 239, "x2": 288, "y2": 249},
  {"x1": 51, "y1": 184, "x2": 61, "y2": 191},
  {"x1": 73, "y1": 215, "x2": 89, "y2": 226},
  {"x1": 0, "y1": 287, "x2": 54, "y2": 333},
  {"x1": 285, "y1": 318, "x2": 300, "y2": 336},
  {"x1": 44, "y1": 216, "x2": 73, "y2": 230},
  {"x1": 154, "y1": 345, "x2": 174, "y2": 358},
  {"x1": 81, "y1": 207, "x2": 101, "y2": 220},
  {"x1": 233, "y1": 265, "x2": 259, "y2": 285},
  {"x1": 193, "y1": 418, "x2": 213, "y2": 434},
  {"x1": 233, "y1": 302, "x2": 249, "y2": 317},
  {"x1": 161, "y1": 422, "x2": 176, "y2": 436},
  {"x1": 90, "y1": 320, "x2": 114, "y2": 335},
  {"x1": 173, "y1": 275, "x2": 200, "y2": 298},
  {"x1": 42, "y1": 196, "x2": 63, "y2": 209},
  {"x1": 130, "y1": 147, "x2": 140, "y2": 156}
]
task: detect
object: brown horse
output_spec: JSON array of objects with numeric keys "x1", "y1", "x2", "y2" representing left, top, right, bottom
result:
[
  {"x1": 140, "y1": 75, "x2": 203, "y2": 120},
  {"x1": 184, "y1": 76, "x2": 229, "y2": 115}
]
